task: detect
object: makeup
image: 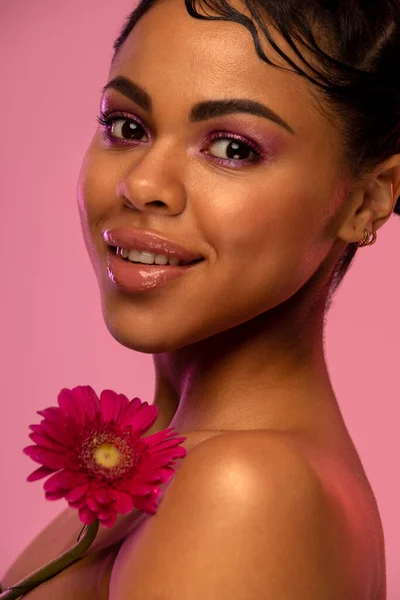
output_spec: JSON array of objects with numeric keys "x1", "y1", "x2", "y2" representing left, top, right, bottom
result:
[
  {"x1": 106, "y1": 248, "x2": 202, "y2": 293},
  {"x1": 96, "y1": 103, "x2": 284, "y2": 168}
]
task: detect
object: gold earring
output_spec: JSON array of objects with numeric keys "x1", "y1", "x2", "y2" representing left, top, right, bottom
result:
[{"x1": 358, "y1": 228, "x2": 377, "y2": 247}]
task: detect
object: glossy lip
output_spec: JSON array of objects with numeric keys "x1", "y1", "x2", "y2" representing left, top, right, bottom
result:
[
  {"x1": 106, "y1": 248, "x2": 201, "y2": 293},
  {"x1": 103, "y1": 226, "x2": 204, "y2": 264}
]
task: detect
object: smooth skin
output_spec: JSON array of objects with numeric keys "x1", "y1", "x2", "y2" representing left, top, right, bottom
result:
[
  {"x1": 110, "y1": 431, "x2": 378, "y2": 599},
  {"x1": 4, "y1": 0, "x2": 400, "y2": 597}
]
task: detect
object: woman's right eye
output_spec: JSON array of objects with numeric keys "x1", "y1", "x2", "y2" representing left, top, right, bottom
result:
[{"x1": 96, "y1": 112, "x2": 148, "y2": 143}]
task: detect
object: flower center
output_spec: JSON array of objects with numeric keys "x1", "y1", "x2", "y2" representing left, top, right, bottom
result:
[
  {"x1": 94, "y1": 443, "x2": 121, "y2": 469},
  {"x1": 78, "y1": 428, "x2": 147, "y2": 483}
]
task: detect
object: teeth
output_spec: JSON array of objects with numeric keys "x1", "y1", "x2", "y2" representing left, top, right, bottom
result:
[
  {"x1": 138, "y1": 250, "x2": 155, "y2": 265},
  {"x1": 117, "y1": 247, "x2": 186, "y2": 266},
  {"x1": 128, "y1": 249, "x2": 140, "y2": 262},
  {"x1": 154, "y1": 254, "x2": 168, "y2": 265}
]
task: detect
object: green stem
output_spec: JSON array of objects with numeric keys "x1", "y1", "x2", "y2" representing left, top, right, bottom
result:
[{"x1": 0, "y1": 520, "x2": 100, "y2": 600}]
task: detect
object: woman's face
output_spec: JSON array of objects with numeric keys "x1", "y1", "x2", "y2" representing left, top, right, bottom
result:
[{"x1": 77, "y1": 0, "x2": 350, "y2": 353}]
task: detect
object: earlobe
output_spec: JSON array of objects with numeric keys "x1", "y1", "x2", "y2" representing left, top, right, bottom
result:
[{"x1": 335, "y1": 188, "x2": 375, "y2": 245}]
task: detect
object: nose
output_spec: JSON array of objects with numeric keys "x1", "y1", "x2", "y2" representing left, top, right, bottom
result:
[{"x1": 116, "y1": 145, "x2": 187, "y2": 216}]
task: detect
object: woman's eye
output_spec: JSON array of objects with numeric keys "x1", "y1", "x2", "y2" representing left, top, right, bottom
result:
[
  {"x1": 97, "y1": 113, "x2": 263, "y2": 164},
  {"x1": 110, "y1": 118, "x2": 148, "y2": 141},
  {"x1": 98, "y1": 114, "x2": 148, "y2": 142},
  {"x1": 206, "y1": 137, "x2": 259, "y2": 162}
]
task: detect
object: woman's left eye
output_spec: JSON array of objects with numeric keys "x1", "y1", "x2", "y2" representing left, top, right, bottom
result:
[{"x1": 204, "y1": 134, "x2": 261, "y2": 163}]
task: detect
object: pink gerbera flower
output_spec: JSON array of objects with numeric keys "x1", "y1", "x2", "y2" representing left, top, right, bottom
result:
[{"x1": 24, "y1": 386, "x2": 187, "y2": 528}]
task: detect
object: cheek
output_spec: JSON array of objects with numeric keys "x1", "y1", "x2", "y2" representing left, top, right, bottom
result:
[
  {"x1": 195, "y1": 171, "x2": 332, "y2": 304},
  {"x1": 76, "y1": 141, "x2": 116, "y2": 248},
  {"x1": 198, "y1": 172, "x2": 319, "y2": 262}
]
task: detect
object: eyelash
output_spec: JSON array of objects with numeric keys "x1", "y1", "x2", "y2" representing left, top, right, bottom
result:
[{"x1": 96, "y1": 109, "x2": 266, "y2": 167}]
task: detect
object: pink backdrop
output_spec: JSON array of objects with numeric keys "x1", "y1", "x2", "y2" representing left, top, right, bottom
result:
[{"x1": 1, "y1": 1, "x2": 399, "y2": 597}]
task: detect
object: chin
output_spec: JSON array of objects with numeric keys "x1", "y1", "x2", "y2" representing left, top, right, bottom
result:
[
  {"x1": 99, "y1": 295, "x2": 243, "y2": 354},
  {"x1": 99, "y1": 299, "x2": 201, "y2": 354},
  {"x1": 107, "y1": 327, "x2": 173, "y2": 354}
]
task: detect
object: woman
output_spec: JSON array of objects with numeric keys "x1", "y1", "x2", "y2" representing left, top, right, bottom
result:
[{"x1": 2, "y1": 0, "x2": 399, "y2": 597}]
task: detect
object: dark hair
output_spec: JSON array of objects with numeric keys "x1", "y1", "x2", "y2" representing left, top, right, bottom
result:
[{"x1": 112, "y1": 0, "x2": 400, "y2": 304}]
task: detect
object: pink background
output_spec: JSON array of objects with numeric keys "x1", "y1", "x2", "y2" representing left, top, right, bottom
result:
[{"x1": 1, "y1": 1, "x2": 399, "y2": 596}]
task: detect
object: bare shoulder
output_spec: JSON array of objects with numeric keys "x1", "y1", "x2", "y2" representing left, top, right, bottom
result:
[
  {"x1": 178, "y1": 429, "x2": 327, "y2": 507},
  {"x1": 110, "y1": 430, "x2": 365, "y2": 599}
]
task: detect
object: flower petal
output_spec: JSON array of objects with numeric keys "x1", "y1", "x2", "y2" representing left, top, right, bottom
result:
[
  {"x1": 142, "y1": 428, "x2": 176, "y2": 447},
  {"x1": 29, "y1": 432, "x2": 66, "y2": 452},
  {"x1": 45, "y1": 491, "x2": 65, "y2": 501},
  {"x1": 91, "y1": 487, "x2": 112, "y2": 505},
  {"x1": 98, "y1": 507, "x2": 116, "y2": 522},
  {"x1": 124, "y1": 481, "x2": 153, "y2": 497},
  {"x1": 151, "y1": 485, "x2": 162, "y2": 500},
  {"x1": 23, "y1": 446, "x2": 66, "y2": 470},
  {"x1": 133, "y1": 496, "x2": 158, "y2": 514},
  {"x1": 58, "y1": 389, "x2": 84, "y2": 423},
  {"x1": 68, "y1": 498, "x2": 87, "y2": 509},
  {"x1": 136, "y1": 467, "x2": 176, "y2": 485},
  {"x1": 100, "y1": 389, "x2": 120, "y2": 422},
  {"x1": 119, "y1": 397, "x2": 142, "y2": 427},
  {"x1": 37, "y1": 406, "x2": 64, "y2": 425},
  {"x1": 110, "y1": 395, "x2": 122, "y2": 421},
  {"x1": 79, "y1": 507, "x2": 97, "y2": 525},
  {"x1": 65, "y1": 483, "x2": 89, "y2": 502},
  {"x1": 36, "y1": 419, "x2": 72, "y2": 448},
  {"x1": 126, "y1": 403, "x2": 158, "y2": 434},
  {"x1": 69, "y1": 385, "x2": 100, "y2": 423},
  {"x1": 27, "y1": 466, "x2": 54, "y2": 482},
  {"x1": 44, "y1": 469, "x2": 87, "y2": 493},
  {"x1": 149, "y1": 436, "x2": 187, "y2": 453},
  {"x1": 100, "y1": 511, "x2": 117, "y2": 528},
  {"x1": 117, "y1": 393, "x2": 130, "y2": 417},
  {"x1": 83, "y1": 386, "x2": 101, "y2": 420},
  {"x1": 141, "y1": 447, "x2": 186, "y2": 472},
  {"x1": 29, "y1": 424, "x2": 42, "y2": 433},
  {"x1": 67, "y1": 388, "x2": 89, "y2": 423},
  {"x1": 86, "y1": 496, "x2": 103, "y2": 513},
  {"x1": 131, "y1": 472, "x2": 162, "y2": 485},
  {"x1": 114, "y1": 491, "x2": 134, "y2": 514}
]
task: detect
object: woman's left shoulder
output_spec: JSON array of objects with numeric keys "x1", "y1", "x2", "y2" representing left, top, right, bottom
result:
[
  {"x1": 110, "y1": 429, "x2": 362, "y2": 599},
  {"x1": 195, "y1": 428, "x2": 382, "y2": 598},
  {"x1": 182, "y1": 428, "x2": 325, "y2": 495}
]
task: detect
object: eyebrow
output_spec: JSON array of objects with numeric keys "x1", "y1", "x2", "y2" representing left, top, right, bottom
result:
[{"x1": 102, "y1": 75, "x2": 295, "y2": 135}]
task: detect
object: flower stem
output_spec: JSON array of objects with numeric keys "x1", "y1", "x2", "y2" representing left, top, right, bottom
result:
[{"x1": 0, "y1": 520, "x2": 100, "y2": 600}]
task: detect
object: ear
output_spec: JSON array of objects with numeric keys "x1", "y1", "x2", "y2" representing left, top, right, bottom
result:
[{"x1": 337, "y1": 154, "x2": 400, "y2": 244}]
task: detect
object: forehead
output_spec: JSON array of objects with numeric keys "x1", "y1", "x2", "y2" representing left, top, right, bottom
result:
[
  {"x1": 109, "y1": 0, "x2": 337, "y2": 144},
  {"x1": 113, "y1": 1, "x2": 306, "y2": 92}
]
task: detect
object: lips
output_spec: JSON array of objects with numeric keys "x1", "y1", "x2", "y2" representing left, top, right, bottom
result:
[{"x1": 103, "y1": 226, "x2": 204, "y2": 264}]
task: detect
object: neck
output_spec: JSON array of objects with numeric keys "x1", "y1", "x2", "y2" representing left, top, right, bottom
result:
[{"x1": 151, "y1": 290, "x2": 343, "y2": 438}]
